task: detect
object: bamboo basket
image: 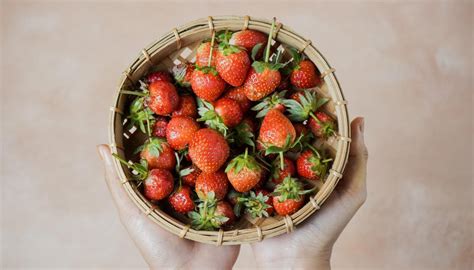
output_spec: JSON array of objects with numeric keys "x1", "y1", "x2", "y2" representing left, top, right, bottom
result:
[{"x1": 108, "y1": 16, "x2": 351, "y2": 245}]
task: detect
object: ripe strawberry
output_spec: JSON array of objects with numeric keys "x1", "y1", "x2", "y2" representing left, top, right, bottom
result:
[
  {"x1": 230, "y1": 29, "x2": 267, "y2": 53},
  {"x1": 258, "y1": 109, "x2": 296, "y2": 149},
  {"x1": 172, "y1": 95, "x2": 197, "y2": 118},
  {"x1": 289, "y1": 48, "x2": 320, "y2": 89},
  {"x1": 294, "y1": 123, "x2": 309, "y2": 138},
  {"x1": 189, "y1": 128, "x2": 230, "y2": 172},
  {"x1": 215, "y1": 201, "x2": 236, "y2": 226},
  {"x1": 166, "y1": 116, "x2": 200, "y2": 150},
  {"x1": 173, "y1": 63, "x2": 195, "y2": 87},
  {"x1": 152, "y1": 116, "x2": 168, "y2": 138},
  {"x1": 190, "y1": 67, "x2": 226, "y2": 102},
  {"x1": 216, "y1": 45, "x2": 250, "y2": 87},
  {"x1": 225, "y1": 149, "x2": 263, "y2": 192},
  {"x1": 214, "y1": 98, "x2": 243, "y2": 128},
  {"x1": 195, "y1": 170, "x2": 229, "y2": 200},
  {"x1": 147, "y1": 81, "x2": 179, "y2": 115},
  {"x1": 296, "y1": 147, "x2": 332, "y2": 181},
  {"x1": 139, "y1": 137, "x2": 176, "y2": 170},
  {"x1": 146, "y1": 71, "x2": 172, "y2": 84},
  {"x1": 244, "y1": 19, "x2": 283, "y2": 101},
  {"x1": 182, "y1": 165, "x2": 201, "y2": 187},
  {"x1": 222, "y1": 86, "x2": 252, "y2": 112},
  {"x1": 195, "y1": 41, "x2": 217, "y2": 68},
  {"x1": 272, "y1": 176, "x2": 312, "y2": 216},
  {"x1": 271, "y1": 157, "x2": 295, "y2": 184},
  {"x1": 307, "y1": 111, "x2": 336, "y2": 138},
  {"x1": 143, "y1": 169, "x2": 174, "y2": 201},
  {"x1": 168, "y1": 185, "x2": 195, "y2": 214},
  {"x1": 251, "y1": 90, "x2": 287, "y2": 118}
]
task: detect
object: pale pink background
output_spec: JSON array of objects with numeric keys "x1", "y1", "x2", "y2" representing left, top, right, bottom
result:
[{"x1": 1, "y1": 1, "x2": 473, "y2": 269}]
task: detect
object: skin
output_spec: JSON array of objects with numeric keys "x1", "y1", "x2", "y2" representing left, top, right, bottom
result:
[{"x1": 97, "y1": 117, "x2": 367, "y2": 269}]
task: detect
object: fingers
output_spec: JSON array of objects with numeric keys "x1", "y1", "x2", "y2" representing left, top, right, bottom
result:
[
  {"x1": 336, "y1": 117, "x2": 368, "y2": 202},
  {"x1": 97, "y1": 144, "x2": 142, "y2": 219}
]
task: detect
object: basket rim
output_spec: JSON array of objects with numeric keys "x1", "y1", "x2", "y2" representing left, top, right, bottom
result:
[{"x1": 108, "y1": 15, "x2": 351, "y2": 245}]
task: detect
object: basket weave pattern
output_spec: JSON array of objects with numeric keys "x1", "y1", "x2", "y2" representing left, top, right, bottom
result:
[{"x1": 108, "y1": 16, "x2": 350, "y2": 245}]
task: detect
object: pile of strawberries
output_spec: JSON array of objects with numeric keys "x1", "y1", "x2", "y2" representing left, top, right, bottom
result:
[{"x1": 116, "y1": 19, "x2": 336, "y2": 230}]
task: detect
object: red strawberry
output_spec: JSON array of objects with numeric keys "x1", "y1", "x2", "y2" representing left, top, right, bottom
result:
[
  {"x1": 308, "y1": 111, "x2": 336, "y2": 138},
  {"x1": 143, "y1": 169, "x2": 174, "y2": 201},
  {"x1": 140, "y1": 137, "x2": 176, "y2": 170},
  {"x1": 215, "y1": 201, "x2": 236, "y2": 226},
  {"x1": 258, "y1": 109, "x2": 296, "y2": 149},
  {"x1": 290, "y1": 60, "x2": 321, "y2": 89},
  {"x1": 147, "y1": 81, "x2": 179, "y2": 115},
  {"x1": 152, "y1": 116, "x2": 168, "y2": 138},
  {"x1": 225, "y1": 149, "x2": 262, "y2": 192},
  {"x1": 222, "y1": 87, "x2": 251, "y2": 112},
  {"x1": 296, "y1": 147, "x2": 331, "y2": 181},
  {"x1": 216, "y1": 47, "x2": 250, "y2": 87},
  {"x1": 230, "y1": 29, "x2": 267, "y2": 53},
  {"x1": 168, "y1": 185, "x2": 195, "y2": 214},
  {"x1": 166, "y1": 116, "x2": 200, "y2": 150},
  {"x1": 172, "y1": 95, "x2": 197, "y2": 118},
  {"x1": 195, "y1": 170, "x2": 229, "y2": 200},
  {"x1": 189, "y1": 128, "x2": 230, "y2": 172},
  {"x1": 195, "y1": 42, "x2": 217, "y2": 68},
  {"x1": 182, "y1": 165, "x2": 201, "y2": 187},
  {"x1": 294, "y1": 123, "x2": 309, "y2": 138},
  {"x1": 173, "y1": 63, "x2": 195, "y2": 87},
  {"x1": 190, "y1": 67, "x2": 226, "y2": 102},
  {"x1": 146, "y1": 71, "x2": 172, "y2": 84},
  {"x1": 214, "y1": 97, "x2": 243, "y2": 128},
  {"x1": 272, "y1": 176, "x2": 311, "y2": 216},
  {"x1": 271, "y1": 157, "x2": 295, "y2": 184}
]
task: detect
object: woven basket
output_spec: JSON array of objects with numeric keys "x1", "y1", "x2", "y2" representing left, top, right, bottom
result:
[{"x1": 108, "y1": 16, "x2": 351, "y2": 245}]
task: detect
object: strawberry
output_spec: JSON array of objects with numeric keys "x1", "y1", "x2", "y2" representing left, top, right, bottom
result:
[
  {"x1": 230, "y1": 29, "x2": 267, "y2": 54},
  {"x1": 195, "y1": 170, "x2": 229, "y2": 200},
  {"x1": 189, "y1": 128, "x2": 230, "y2": 172},
  {"x1": 173, "y1": 63, "x2": 195, "y2": 87},
  {"x1": 139, "y1": 137, "x2": 176, "y2": 170},
  {"x1": 236, "y1": 189, "x2": 273, "y2": 218},
  {"x1": 125, "y1": 87, "x2": 155, "y2": 135},
  {"x1": 147, "y1": 81, "x2": 179, "y2": 115},
  {"x1": 289, "y1": 48, "x2": 321, "y2": 89},
  {"x1": 231, "y1": 117, "x2": 256, "y2": 149},
  {"x1": 190, "y1": 67, "x2": 226, "y2": 102},
  {"x1": 272, "y1": 176, "x2": 313, "y2": 216},
  {"x1": 172, "y1": 95, "x2": 197, "y2": 118},
  {"x1": 225, "y1": 149, "x2": 263, "y2": 192},
  {"x1": 243, "y1": 19, "x2": 283, "y2": 101},
  {"x1": 296, "y1": 146, "x2": 332, "y2": 181},
  {"x1": 251, "y1": 90, "x2": 287, "y2": 118},
  {"x1": 277, "y1": 77, "x2": 290, "y2": 91},
  {"x1": 282, "y1": 89, "x2": 329, "y2": 122},
  {"x1": 182, "y1": 165, "x2": 201, "y2": 187},
  {"x1": 258, "y1": 109, "x2": 297, "y2": 169},
  {"x1": 143, "y1": 169, "x2": 174, "y2": 201},
  {"x1": 227, "y1": 189, "x2": 244, "y2": 206},
  {"x1": 215, "y1": 201, "x2": 236, "y2": 226},
  {"x1": 195, "y1": 41, "x2": 217, "y2": 68},
  {"x1": 222, "y1": 86, "x2": 252, "y2": 112},
  {"x1": 307, "y1": 111, "x2": 336, "y2": 138},
  {"x1": 270, "y1": 156, "x2": 295, "y2": 184},
  {"x1": 166, "y1": 116, "x2": 200, "y2": 150},
  {"x1": 146, "y1": 71, "x2": 172, "y2": 84},
  {"x1": 214, "y1": 98, "x2": 243, "y2": 128},
  {"x1": 152, "y1": 116, "x2": 168, "y2": 138},
  {"x1": 294, "y1": 123, "x2": 309, "y2": 139},
  {"x1": 216, "y1": 40, "x2": 251, "y2": 86},
  {"x1": 168, "y1": 185, "x2": 195, "y2": 214}
]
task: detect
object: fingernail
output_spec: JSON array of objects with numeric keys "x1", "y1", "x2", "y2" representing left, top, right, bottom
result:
[
  {"x1": 98, "y1": 145, "x2": 113, "y2": 165},
  {"x1": 96, "y1": 145, "x2": 104, "y2": 161}
]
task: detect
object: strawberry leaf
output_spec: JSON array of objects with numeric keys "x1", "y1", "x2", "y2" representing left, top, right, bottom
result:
[{"x1": 251, "y1": 43, "x2": 264, "y2": 61}]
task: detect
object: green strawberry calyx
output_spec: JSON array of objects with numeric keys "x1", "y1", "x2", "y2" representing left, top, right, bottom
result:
[
  {"x1": 228, "y1": 121, "x2": 256, "y2": 149},
  {"x1": 188, "y1": 192, "x2": 229, "y2": 230},
  {"x1": 196, "y1": 98, "x2": 228, "y2": 136},
  {"x1": 194, "y1": 65, "x2": 218, "y2": 76},
  {"x1": 305, "y1": 144, "x2": 332, "y2": 178},
  {"x1": 238, "y1": 191, "x2": 272, "y2": 218},
  {"x1": 261, "y1": 134, "x2": 304, "y2": 169},
  {"x1": 310, "y1": 112, "x2": 336, "y2": 138},
  {"x1": 282, "y1": 90, "x2": 329, "y2": 122},
  {"x1": 251, "y1": 90, "x2": 287, "y2": 118},
  {"x1": 218, "y1": 30, "x2": 244, "y2": 56},
  {"x1": 225, "y1": 148, "x2": 261, "y2": 174},
  {"x1": 273, "y1": 176, "x2": 315, "y2": 203},
  {"x1": 112, "y1": 153, "x2": 148, "y2": 182},
  {"x1": 288, "y1": 47, "x2": 305, "y2": 70},
  {"x1": 122, "y1": 80, "x2": 155, "y2": 136},
  {"x1": 135, "y1": 137, "x2": 168, "y2": 157}
]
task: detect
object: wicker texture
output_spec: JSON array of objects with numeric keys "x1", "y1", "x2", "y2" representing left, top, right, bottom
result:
[{"x1": 108, "y1": 16, "x2": 350, "y2": 245}]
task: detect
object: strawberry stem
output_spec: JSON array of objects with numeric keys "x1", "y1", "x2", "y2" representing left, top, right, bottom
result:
[
  {"x1": 279, "y1": 152, "x2": 284, "y2": 170},
  {"x1": 264, "y1": 18, "x2": 276, "y2": 63},
  {"x1": 121, "y1": 90, "x2": 147, "y2": 97},
  {"x1": 144, "y1": 109, "x2": 152, "y2": 137},
  {"x1": 208, "y1": 30, "x2": 216, "y2": 67}
]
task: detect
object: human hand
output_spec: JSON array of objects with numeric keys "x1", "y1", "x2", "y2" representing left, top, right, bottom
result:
[
  {"x1": 97, "y1": 145, "x2": 240, "y2": 270},
  {"x1": 251, "y1": 117, "x2": 368, "y2": 269}
]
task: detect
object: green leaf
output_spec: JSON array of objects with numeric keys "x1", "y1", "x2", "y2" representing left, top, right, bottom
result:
[
  {"x1": 251, "y1": 43, "x2": 264, "y2": 61},
  {"x1": 252, "y1": 61, "x2": 267, "y2": 73}
]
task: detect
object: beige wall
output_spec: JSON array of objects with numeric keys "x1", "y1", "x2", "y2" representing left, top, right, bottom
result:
[{"x1": 1, "y1": 1, "x2": 472, "y2": 269}]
